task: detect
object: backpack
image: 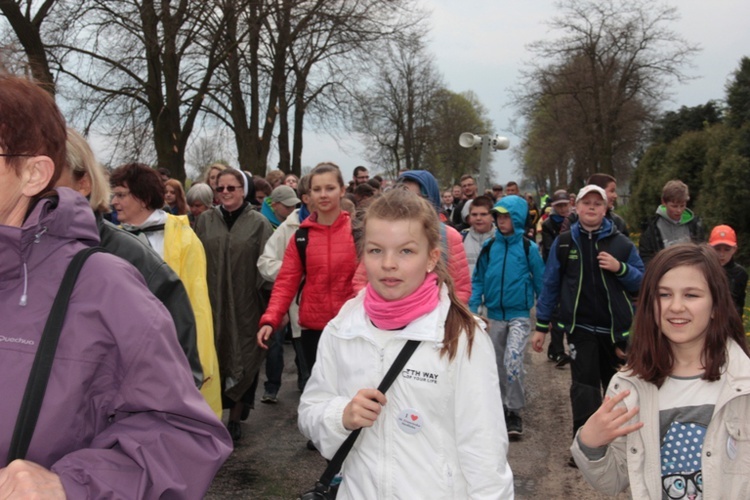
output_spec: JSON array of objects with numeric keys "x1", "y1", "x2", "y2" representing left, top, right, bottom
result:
[
  {"x1": 477, "y1": 235, "x2": 532, "y2": 271},
  {"x1": 294, "y1": 227, "x2": 311, "y2": 305}
]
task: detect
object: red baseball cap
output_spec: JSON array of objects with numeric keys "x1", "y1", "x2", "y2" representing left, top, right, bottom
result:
[{"x1": 709, "y1": 225, "x2": 737, "y2": 247}]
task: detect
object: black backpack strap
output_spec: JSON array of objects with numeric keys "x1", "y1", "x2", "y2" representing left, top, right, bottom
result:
[
  {"x1": 314, "y1": 340, "x2": 421, "y2": 491},
  {"x1": 294, "y1": 227, "x2": 309, "y2": 305},
  {"x1": 7, "y1": 247, "x2": 104, "y2": 463},
  {"x1": 556, "y1": 231, "x2": 573, "y2": 276}
]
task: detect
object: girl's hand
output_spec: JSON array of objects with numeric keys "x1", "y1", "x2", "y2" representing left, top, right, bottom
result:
[
  {"x1": 530, "y1": 331, "x2": 546, "y2": 353},
  {"x1": 256, "y1": 325, "x2": 274, "y2": 348},
  {"x1": 578, "y1": 390, "x2": 643, "y2": 449},
  {"x1": 342, "y1": 389, "x2": 387, "y2": 431},
  {"x1": 597, "y1": 251, "x2": 621, "y2": 272}
]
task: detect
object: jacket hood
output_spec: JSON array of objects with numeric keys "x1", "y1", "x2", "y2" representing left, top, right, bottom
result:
[
  {"x1": 494, "y1": 195, "x2": 528, "y2": 235},
  {"x1": 398, "y1": 170, "x2": 441, "y2": 211},
  {"x1": 300, "y1": 209, "x2": 351, "y2": 230},
  {"x1": 260, "y1": 197, "x2": 281, "y2": 228},
  {"x1": 656, "y1": 205, "x2": 695, "y2": 225}
]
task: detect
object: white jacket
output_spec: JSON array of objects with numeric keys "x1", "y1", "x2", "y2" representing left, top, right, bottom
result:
[
  {"x1": 257, "y1": 209, "x2": 302, "y2": 337},
  {"x1": 571, "y1": 340, "x2": 750, "y2": 499},
  {"x1": 298, "y1": 286, "x2": 514, "y2": 499}
]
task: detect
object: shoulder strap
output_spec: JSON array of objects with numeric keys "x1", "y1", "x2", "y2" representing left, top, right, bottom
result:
[
  {"x1": 7, "y1": 247, "x2": 104, "y2": 463},
  {"x1": 556, "y1": 231, "x2": 573, "y2": 276},
  {"x1": 295, "y1": 227, "x2": 309, "y2": 305},
  {"x1": 295, "y1": 227, "x2": 309, "y2": 271},
  {"x1": 314, "y1": 340, "x2": 421, "y2": 491}
]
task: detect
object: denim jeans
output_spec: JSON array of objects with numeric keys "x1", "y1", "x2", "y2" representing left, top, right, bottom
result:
[{"x1": 263, "y1": 325, "x2": 286, "y2": 394}]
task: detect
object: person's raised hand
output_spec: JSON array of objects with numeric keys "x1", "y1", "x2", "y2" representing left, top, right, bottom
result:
[
  {"x1": 0, "y1": 460, "x2": 66, "y2": 499},
  {"x1": 597, "y1": 251, "x2": 621, "y2": 273},
  {"x1": 530, "y1": 331, "x2": 546, "y2": 353},
  {"x1": 578, "y1": 390, "x2": 643, "y2": 449},
  {"x1": 256, "y1": 325, "x2": 274, "y2": 349},
  {"x1": 342, "y1": 388, "x2": 387, "y2": 431}
]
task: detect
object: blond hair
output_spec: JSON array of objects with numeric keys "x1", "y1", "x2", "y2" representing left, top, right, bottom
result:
[
  {"x1": 359, "y1": 188, "x2": 479, "y2": 360},
  {"x1": 66, "y1": 128, "x2": 111, "y2": 213}
]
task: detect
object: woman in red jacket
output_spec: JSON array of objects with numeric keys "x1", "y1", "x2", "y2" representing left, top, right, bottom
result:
[{"x1": 257, "y1": 163, "x2": 357, "y2": 376}]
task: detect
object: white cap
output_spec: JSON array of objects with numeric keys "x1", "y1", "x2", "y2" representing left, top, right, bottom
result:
[{"x1": 575, "y1": 185, "x2": 607, "y2": 203}]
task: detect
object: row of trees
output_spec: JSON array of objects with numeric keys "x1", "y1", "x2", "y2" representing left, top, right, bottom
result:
[
  {"x1": 0, "y1": 0, "x2": 493, "y2": 185},
  {"x1": 513, "y1": 0, "x2": 698, "y2": 192},
  {"x1": 629, "y1": 57, "x2": 750, "y2": 259}
]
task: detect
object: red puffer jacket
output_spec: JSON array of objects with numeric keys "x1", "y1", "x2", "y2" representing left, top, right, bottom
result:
[{"x1": 260, "y1": 211, "x2": 357, "y2": 331}]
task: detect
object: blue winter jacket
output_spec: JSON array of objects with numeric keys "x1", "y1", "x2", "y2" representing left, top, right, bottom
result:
[
  {"x1": 535, "y1": 217, "x2": 644, "y2": 342},
  {"x1": 469, "y1": 195, "x2": 545, "y2": 320}
]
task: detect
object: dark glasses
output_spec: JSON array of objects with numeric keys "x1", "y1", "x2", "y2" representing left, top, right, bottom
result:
[{"x1": 216, "y1": 185, "x2": 241, "y2": 193}]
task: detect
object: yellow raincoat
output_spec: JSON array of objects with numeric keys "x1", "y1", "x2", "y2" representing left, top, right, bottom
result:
[{"x1": 163, "y1": 214, "x2": 222, "y2": 418}]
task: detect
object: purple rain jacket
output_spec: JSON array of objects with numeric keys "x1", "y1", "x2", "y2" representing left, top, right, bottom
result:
[{"x1": 0, "y1": 188, "x2": 232, "y2": 498}]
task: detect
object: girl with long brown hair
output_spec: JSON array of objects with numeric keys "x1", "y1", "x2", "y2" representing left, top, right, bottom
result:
[{"x1": 572, "y1": 243, "x2": 750, "y2": 498}]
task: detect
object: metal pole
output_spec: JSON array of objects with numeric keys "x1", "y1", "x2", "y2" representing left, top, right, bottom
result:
[{"x1": 478, "y1": 135, "x2": 492, "y2": 194}]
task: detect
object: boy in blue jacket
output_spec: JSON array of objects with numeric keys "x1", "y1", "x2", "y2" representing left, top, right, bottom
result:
[
  {"x1": 470, "y1": 194, "x2": 545, "y2": 437},
  {"x1": 531, "y1": 185, "x2": 644, "y2": 443}
]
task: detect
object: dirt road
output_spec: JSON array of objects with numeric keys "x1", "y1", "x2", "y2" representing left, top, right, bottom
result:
[{"x1": 206, "y1": 340, "x2": 628, "y2": 499}]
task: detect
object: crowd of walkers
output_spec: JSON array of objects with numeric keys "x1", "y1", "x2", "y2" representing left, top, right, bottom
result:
[{"x1": 2, "y1": 73, "x2": 750, "y2": 498}]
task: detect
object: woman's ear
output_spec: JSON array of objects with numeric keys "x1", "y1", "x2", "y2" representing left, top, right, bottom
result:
[{"x1": 21, "y1": 155, "x2": 55, "y2": 197}]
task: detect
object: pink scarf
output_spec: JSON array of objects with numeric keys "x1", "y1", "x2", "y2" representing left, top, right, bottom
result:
[{"x1": 364, "y1": 273, "x2": 440, "y2": 330}]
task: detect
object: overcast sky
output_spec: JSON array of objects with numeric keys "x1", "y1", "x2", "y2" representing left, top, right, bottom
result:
[{"x1": 290, "y1": 0, "x2": 750, "y2": 183}]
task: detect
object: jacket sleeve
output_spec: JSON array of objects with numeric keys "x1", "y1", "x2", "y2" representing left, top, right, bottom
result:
[
  {"x1": 297, "y1": 324, "x2": 351, "y2": 459},
  {"x1": 569, "y1": 380, "x2": 631, "y2": 495},
  {"x1": 638, "y1": 219, "x2": 659, "y2": 267},
  {"x1": 259, "y1": 232, "x2": 305, "y2": 331},
  {"x1": 535, "y1": 237, "x2": 563, "y2": 332},
  {"x1": 529, "y1": 242, "x2": 546, "y2": 297},
  {"x1": 51, "y1": 258, "x2": 232, "y2": 498},
  {"x1": 469, "y1": 242, "x2": 488, "y2": 313},
  {"x1": 454, "y1": 329, "x2": 515, "y2": 499},
  {"x1": 257, "y1": 224, "x2": 295, "y2": 282},
  {"x1": 615, "y1": 244, "x2": 644, "y2": 293},
  {"x1": 445, "y1": 225, "x2": 471, "y2": 303}
]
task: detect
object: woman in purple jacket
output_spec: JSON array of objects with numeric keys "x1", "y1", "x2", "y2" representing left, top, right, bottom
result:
[{"x1": 0, "y1": 76, "x2": 232, "y2": 497}]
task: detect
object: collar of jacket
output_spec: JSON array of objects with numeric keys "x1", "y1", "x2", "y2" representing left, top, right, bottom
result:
[
  {"x1": 328, "y1": 285, "x2": 455, "y2": 345},
  {"x1": 572, "y1": 216, "x2": 614, "y2": 243},
  {"x1": 0, "y1": 188, "x2": 99, "y2": 283}
]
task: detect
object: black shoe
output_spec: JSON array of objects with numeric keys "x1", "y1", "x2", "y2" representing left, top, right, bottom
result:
[
  {"x1": 507, "y1": 412, "x2": 523, "y2": 437},
  {"x1": 240, "y1": 405, "x2": 251, "y2": 421},
  {"x1": 261, "y1": 391, "x2": 278, "y2": 404},
  {"x1": 306, "y1": 439, "x2": 317, "y2": 451},
  {"x1": 227, "y1": 420, "x2": 242, "y2": 443},
  {"x1": 555, "y1": 353, "x2": 572, "y2": 369},
  {"x1": 567, "y1": 455, "x2": 578, "y2": 468}
]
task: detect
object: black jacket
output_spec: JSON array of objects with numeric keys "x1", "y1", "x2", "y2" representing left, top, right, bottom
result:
[
  {"x1": 97, "y1": 214, "x2": 203, "y2": 386},
  {"x1": 724, "y1": 259, "x2": 749, "y2": 319},
  {"x1": 638, "y1": 213, "x2": 704, "y2": 267}
]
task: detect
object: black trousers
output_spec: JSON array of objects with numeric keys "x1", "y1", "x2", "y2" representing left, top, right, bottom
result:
[
  {"x1": 568, "y1": 327, "x2": 623, "y2": 435},
  {"x1": 300, "y1": 329, "x2": 323, "y2": 375}
]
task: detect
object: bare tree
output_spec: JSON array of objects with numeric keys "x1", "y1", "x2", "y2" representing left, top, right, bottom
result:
[
  {"x1": 352, "y1": 31, "x2": 442, "y2": 179},
  {"x1": 514, "y1": 0, "x2": 699, "y2": 186}
]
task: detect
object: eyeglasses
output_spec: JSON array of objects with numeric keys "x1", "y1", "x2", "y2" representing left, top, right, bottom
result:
[
  {"x1": 215, "y1": 185, "x2": 241, "y2": 193},
  {"x1": 111, "y1": 191, "x2": 131, "y2": 200}
]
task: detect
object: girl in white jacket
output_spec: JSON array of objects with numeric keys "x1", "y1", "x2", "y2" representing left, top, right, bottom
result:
[
  {"x1": 572, "y1": 243, "x2": 750, "y2": 498},
  {"x1": 298, "y1": 188, "x2": 514, "y2": 499}
]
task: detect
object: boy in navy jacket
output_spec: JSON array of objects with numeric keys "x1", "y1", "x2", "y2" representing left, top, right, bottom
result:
[{"x1": 531, "y1": 185, "x2": 644, "y2": 438}]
